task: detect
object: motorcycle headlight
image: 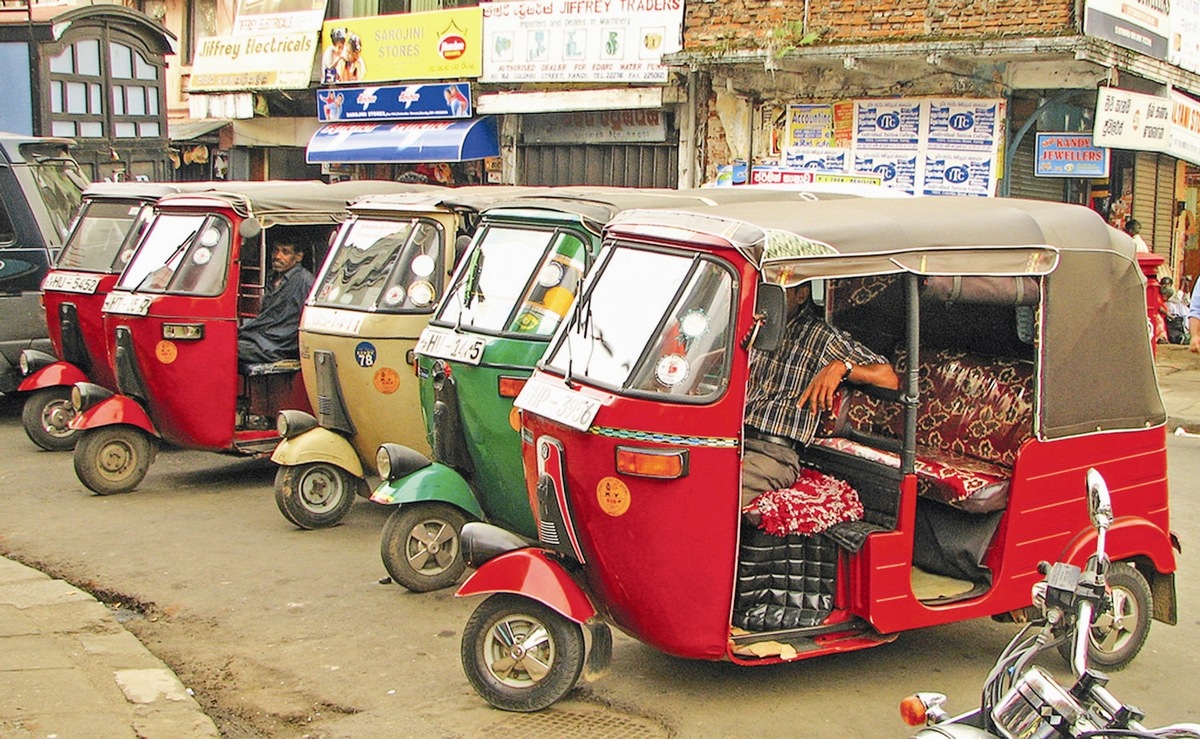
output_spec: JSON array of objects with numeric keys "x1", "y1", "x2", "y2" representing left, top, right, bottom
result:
[
  {"x1": 375, "y1": 443, "x2": 433, "y2": 482},
  {"x1": 71, "y1": 382, "x2": 113, "y2": 413},
  {"x1": 19, "y1": 349, "x2": 57, "y2": 377},
  {"x1": 276, "y1": 409, "x2": 317, "y2": 440}
]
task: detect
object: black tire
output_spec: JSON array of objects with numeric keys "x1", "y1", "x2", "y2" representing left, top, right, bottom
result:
[
  {"x1": 380, "y1": 503, "x2": 468, "y2": 592},
  {"x1": 1059, "y1": 561, "x2": 1153, "y2": 670},
  {"x1": 461, "y1": 593, "x2": 585, "y2": 712},
  {"x1": 274, "y1": 463, "x2": 359, "y2": 530},
  {"x1": 73, "y1": 426, "x2": 155, "y2": 495},
  {"x1": 22, "y1": 387, "x2": 79, "y2": 451}
]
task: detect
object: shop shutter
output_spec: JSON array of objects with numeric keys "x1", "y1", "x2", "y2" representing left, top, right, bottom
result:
[
  {"x1": 1007, "y1": 134, "x2": 1066, "y2": 202},
  {"x1": 520, "y1": 143, "x2": 679, "y2": 188},
  {"x1": 1133, "y1": 152, "x2": 1176, "y2": 255}
]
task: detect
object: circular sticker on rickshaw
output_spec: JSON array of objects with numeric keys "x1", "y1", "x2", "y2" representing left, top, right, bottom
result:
[
  {"x1": 508, "y1": 405, "x2": 521, "y2": 432},
  {"x1": 354, "y1": 341, "x2": 377, "y2": 368},
  {"x1": 537, "y1": 262, "x2": 565, "y2": 287},
  {"x1": 199, "y1": 228, "x2": 221, "y2": 247},
  {"x1": 654, "y1": 354, "x2": 690, "y2": 387},
  {"x1": 596, "y1": 476, "x2": 631, "y2": 517},
  {"x1": 192, "y1": 247, "x2": 212, "y2": 265},
  {"x1": 408, "y1": 281, "x2": 435, "y2": 308},
  {"x1": 373, "y1": 367, "x2": 401, "y2": 394},
  {"x1": 680, "y1": 310, "x2": 709, "y2": 340},
  {"x1": 155, "y1": 340, "x2": 178, "y2": 364},
  {"x1": 411, "y1": 254, "x2": 435, "y2": 277},
  {"x1": 384, "y1": 285, "x2": 406, "y2": 306}
]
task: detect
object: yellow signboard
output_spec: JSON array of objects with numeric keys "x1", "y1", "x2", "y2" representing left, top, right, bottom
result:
[{"x1": 321, "y1": 8, "x2": 483, "y2": 84}]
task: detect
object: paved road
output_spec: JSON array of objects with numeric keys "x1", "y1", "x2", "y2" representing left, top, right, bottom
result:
[{"x1": 0, "y1": 399, "x2": 1197, "y2": 738}]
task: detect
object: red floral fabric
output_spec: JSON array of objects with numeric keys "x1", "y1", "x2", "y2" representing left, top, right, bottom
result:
[{"x1": 745, "y1": 468, "x2": 864, "y2": 536}]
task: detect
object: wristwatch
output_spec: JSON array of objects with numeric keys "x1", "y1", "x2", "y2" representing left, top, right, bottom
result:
[{"x1": 841, "y1": 359, "x2": 853, "y2": 381}]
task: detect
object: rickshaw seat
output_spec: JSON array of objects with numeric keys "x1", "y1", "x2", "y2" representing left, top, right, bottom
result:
[
  {"x1": 242, "y1": 359, "x2": 302, "y2": 377},
  {"x1": 814, "y1": 349, "x2": 1033, "y2": 513}
]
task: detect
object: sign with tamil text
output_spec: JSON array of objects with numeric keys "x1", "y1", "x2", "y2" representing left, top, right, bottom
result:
[
  {"x1": 480, "y1": 0, "x2": 684, "y2": 83},
  {"x1": 1092, "y1": 87, "x2": 1172, "y2": 151}
]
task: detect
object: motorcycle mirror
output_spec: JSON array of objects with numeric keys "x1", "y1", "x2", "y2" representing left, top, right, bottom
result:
[
  {"x1": 238, "y1": 217, "x2": 262, "y2": 241},
  {"x1": 750, "y1": 283, "x2": 786, "y2": 352},
  {"x1": 1086, "y1": 468, "x2": 1113, "y2": 530}
]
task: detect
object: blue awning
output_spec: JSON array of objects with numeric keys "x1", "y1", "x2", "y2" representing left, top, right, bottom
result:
[{"x1": 306, "y1": 117, "x2": 499, "y2": 164}]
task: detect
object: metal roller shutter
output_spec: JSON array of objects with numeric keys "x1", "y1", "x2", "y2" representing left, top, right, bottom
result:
[
  {"x1": 519, "y1": 143, "x2": 679, "y2": 188},
  {"x1": 1008, "y1": 134, "x2": 1066, "y2": 202},
  {"x1": 1133, "y1": 152, "x2": 1177, "y2": 255}
]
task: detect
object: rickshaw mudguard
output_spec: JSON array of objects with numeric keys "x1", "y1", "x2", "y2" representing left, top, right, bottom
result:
[
  {"x1": 456, "y1": 549, "x2": 598, "y2": 624},
  {"x1": 17, "y1": 362, "x2": 89, "y2": 392},
  {"x1": 270, "y1": 429, "x2": 364, "y2": 479},
  {"x1": 1059, "y1": 516, "x2": 1179, "y2": 624},
  {"x1": 368, "y1": 462, "x2": 485, "y2": 518},
  {"x1": 69, "y1": 394, "x2": 158, "y2": 436}
]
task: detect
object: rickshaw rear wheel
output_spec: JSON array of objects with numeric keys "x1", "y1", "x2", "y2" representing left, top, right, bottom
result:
[
  {"x1": 1058, "y1": 561, "x2": 1152, "y2": 670},
  {"x1": 461, "y1": 593, "x2": 585, "y2": 712},
  {"x1": 73, "y1": 426, "x2": 155, "y2": 495},
  {"x1": 274, "y1": 463, "x2": 359, "y2": 529},
  {"x1": 22, "y1": 387, "x2": 79, "y2": 452},
  {"x1": 380, "y1": 502, "x2": 468, "y2": 592}
]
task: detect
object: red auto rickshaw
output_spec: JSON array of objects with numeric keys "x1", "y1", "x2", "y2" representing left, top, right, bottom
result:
[
  {"x1": 455, "y1": 196, "x2": 1178, "y2": 711},
  {"x1": 68, "y1": 180, "x2": 415, "y2": 495},
  {"x1": 18, "y1": 182, "x2": 226, "y2": 451}
]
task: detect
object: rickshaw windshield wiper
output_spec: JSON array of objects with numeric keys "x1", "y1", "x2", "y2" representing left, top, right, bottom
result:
[
  {"x1": 453, "y1": 247, "x2": 486, "y2": 332},
  {"x1": 129, "y1": 227, "x2": 200, "y2": 293}
]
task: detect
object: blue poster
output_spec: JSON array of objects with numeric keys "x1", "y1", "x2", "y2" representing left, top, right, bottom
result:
[{"x1": 317, "y1": 83, "x2": 472, "y2": 122}]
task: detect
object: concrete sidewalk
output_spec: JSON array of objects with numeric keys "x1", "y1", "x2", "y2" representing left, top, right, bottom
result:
[
  {"x1": 1, "y1": 345, "x2": 1197, "y2": 739},
  {"x1": 0, "y1": 556, "x2": 218, "y2": 738}
]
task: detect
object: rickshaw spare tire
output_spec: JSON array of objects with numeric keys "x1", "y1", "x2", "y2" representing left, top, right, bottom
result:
[
  {"x1": 380, "y1": 502, "x2": 468, "y2": 592},
  {"x1": 1058, "y1": 561, "x2": 1153, "y2": 671},
  {"x1": 73, "y1": 426, "x2": 156, "y2": 495},
  {"x1": 461, "y1": 593, "x2": 585, "y2": 712},
  {"x1": 274, "y1": 463, "x2": 359, "y2": 530},
  {"x1": 22, "y1": 386, "x2": 79, "y2": 451}
]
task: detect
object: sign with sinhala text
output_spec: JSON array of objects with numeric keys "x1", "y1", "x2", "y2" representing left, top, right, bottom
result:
[{"x1": 480, "y1": 0, "x2": 684, "y2": 83}]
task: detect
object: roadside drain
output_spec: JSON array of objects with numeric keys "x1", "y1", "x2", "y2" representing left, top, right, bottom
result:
[{"x1": 481, "y1": 704, "x2": 670, "y2": 738}]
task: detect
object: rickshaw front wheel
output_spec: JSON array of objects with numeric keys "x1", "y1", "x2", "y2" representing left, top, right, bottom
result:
[
  {"x1": 380, "y1": 502, "x2": 468, "y2": 592},
  {"x1": 461, "y1": 593, "x2": 585, "y2": 712},
  {"x1": 1059, "y1": 561, "x2": 1153, "y2": 670},
  {"x1": 274, "y1": 463, "x2": 360, "y2": 529},
  {"x1": 73, "y1": 426, "x2": 155, "y2": 495},
  {"x1": 22, "y1": 387, "x2": 79, "y2": 452}
]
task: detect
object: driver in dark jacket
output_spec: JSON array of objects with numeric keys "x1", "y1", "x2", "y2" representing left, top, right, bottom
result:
[{"x1": 237, "y1": 240, "x2": 314, "y2": 368}]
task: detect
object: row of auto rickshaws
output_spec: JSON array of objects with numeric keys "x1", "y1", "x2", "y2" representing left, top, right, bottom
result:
[{"x1": 15, "y1": 178, "x2": 1180, "y2": 712}]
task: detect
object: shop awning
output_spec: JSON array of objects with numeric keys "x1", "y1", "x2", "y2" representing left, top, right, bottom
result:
[
  {"x1": 305, "y1": 117, "x2": 499, "y2": 164},
  {"x1": 169, "y1": 118, "x2": 230, "y2": 142}
]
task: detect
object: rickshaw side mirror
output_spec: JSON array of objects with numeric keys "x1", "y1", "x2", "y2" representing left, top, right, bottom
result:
[
  {"x1": 238, "y1": 217, "x2": 262, "y2": 242},
  {"x1": 751, "y1": 283, "x2": 786, "y2": 353}
]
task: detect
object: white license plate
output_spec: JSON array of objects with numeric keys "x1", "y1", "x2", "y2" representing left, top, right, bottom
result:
[
  {"x1": 42, "y1": 271, "x2": 102, "y2": 294},
  {"x1": 514, "y1": 376, "x2": 601, "y2": 432},
  {"x1": 414, "y1": 327, "x2": 486, "y2": 365},
  {"x1": 102, "y1": 291, "x2": 153, "y2": 316}
]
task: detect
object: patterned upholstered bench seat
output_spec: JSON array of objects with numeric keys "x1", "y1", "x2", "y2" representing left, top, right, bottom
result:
[{"x1": 812, "y1": 349, "x2": 1034, "y2": 513}]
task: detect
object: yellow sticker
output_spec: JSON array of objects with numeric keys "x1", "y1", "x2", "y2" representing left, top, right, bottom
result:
[
  {"x1": 508, "y1": 405, "x2": 521, "y2": 432},
  {"x1": 596, "y1": 476, "x2": 630, "y2": 517},
  {"x1": 373, "y1": 367, "x2": 401, "y2": 394},
  {"x1": 155, "y1": 340, "x2": 177, "y2": 364}
]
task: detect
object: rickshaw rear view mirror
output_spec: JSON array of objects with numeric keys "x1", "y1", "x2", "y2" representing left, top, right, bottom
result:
[
  {"x1": 750, "y1": 283, "x2": 786, "y2": 353},
  {"x1": 238, "y1": 217, "x2": 262, "y2": 241},
  {"x1": 810, "y1": 279, "x2": 826, "y2": 307}
]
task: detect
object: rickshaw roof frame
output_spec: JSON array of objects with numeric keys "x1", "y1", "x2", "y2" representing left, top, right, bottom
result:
[
  {"x1": 597, "y1": 196, "x2": 1164, "y2": 441},
  {"x1": 151, "y1": 180, "x2": 426, "y2": 228}
]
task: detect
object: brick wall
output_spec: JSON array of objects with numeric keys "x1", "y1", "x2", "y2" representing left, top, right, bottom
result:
[{"x1": 685, "y1": 0, "x2": 1077, "y2": 52}]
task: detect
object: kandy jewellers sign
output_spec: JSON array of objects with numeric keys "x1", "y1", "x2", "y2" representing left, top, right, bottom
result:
[
  {"x1": 1092, "y1": 87, "x2": 1200, "y2": 166},
  {"x1": 317, "y1": 83, "x2": 472, "y2": 122},
  {"x1": 481, "y1": 0, "x2": 684, "y2": 83},
  {"x1": 1035, "y1": 133, "x2": 1110, "y2": 177}
]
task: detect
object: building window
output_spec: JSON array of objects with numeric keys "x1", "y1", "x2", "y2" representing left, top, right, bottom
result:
[
  {"x1": 48, "y1": 37, "x2": 165, "y2": 141},
  {"x1": 183, "y1": 0, "x2": 219, "y2": 65}
]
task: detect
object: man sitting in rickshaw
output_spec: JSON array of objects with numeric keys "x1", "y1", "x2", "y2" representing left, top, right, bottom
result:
[
  {"x1": 741, "y1": 283, "x2": 899, "y2": 521},
  {"x1": 238, "y1": 239, "x2": 315, "y2": 369}
]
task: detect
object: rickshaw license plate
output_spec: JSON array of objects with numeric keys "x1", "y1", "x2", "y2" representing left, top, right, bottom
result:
[
  {"x1": 515, "y1": 377, "x2": 601, "y2": 431},
  {"x1": 102, "y1": 291, "x2": 153, "y2": 316},
  {"x1": 42, "y1": 271, "x2": 102, "y2": 294},
  {"x1": 414, "y1": 327, "x2": 486, "y2": 365}
]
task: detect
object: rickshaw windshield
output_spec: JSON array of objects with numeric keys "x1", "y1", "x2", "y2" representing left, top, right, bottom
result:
[
  {"x1": 544, "y1": 244, "x2": 735, "y2": 400},
  {"x1": 27, "y1": 159, "x2": 86, "y2": 242},
  {"x1": 435, "y1": 224, "x2": 582, "y2": 337},
  {"x1": 56, "y1": 199, "x2": 149, "y2": 273},
  {"x1": 312, "y1": 216, "x2": 444, "y2": 313},
  {"x1": 117, "y1": 213, "x2": 231, "y2": 296}
]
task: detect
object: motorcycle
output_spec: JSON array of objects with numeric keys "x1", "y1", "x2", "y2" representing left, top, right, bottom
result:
[{"x1": 900, "y1": 468, "x2": 1194, "y2": 739}]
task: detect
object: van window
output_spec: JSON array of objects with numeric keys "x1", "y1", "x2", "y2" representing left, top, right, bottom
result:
[{"x1": 0, "y1": 198, "x2": 14, "y2": 244}]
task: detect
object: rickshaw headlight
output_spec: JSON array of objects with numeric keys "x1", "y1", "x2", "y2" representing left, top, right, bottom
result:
[
  {"x1": 162, "y1": 323, "x2": 204, "y2": 340},
  {"x1": 408, "y1": 280, "x2": 435, "y2": 308},
  {"x1": 375, "y1": 443, "x2": 432, "y2": 482},
  {"x1": 376, "y1": 445, "x2": 395, "y2": 480},
  {"x1": 18, "y1": 349, "x2": 56, "y2": 377},
  {"x1": 276, "y1": 410, "x2": 317, "y2": 439},
  {"x1": 71, "y1": 382, "x2": 113, "y2": 413}
]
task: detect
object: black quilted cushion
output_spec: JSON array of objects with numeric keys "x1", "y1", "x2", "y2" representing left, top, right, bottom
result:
[{"x1": 734, "y1": 523, "x2": 838, "y2": 631}]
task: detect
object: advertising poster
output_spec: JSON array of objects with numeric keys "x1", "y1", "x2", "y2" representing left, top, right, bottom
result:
[
  {"x1": 748, "y1": 167, "x2": 882, "y2": 186},
  {"x1": 783, "y1": 104, "x2": 833, "y2": 150},
  {"x1": 854, "y1": 150, "x2": 918, "y2": 193},
  {"x1": 784, "y1": 146, "x2": 848, "y2": 171},
  {"x1": 316, "y1": 83, "x2": 472, "y2": 123},
  {"x1": 926, "y1": 99, "x2": 1001, "y2": 149},
  {"x1": 1170, "y1": 0, "x2": 1200, "y2": 74},
  {"x1": 923, "y1": 152, "x2": 996, "y2": 196},
  {"x1": 853, "y1": 101, "x2": 921, "y2": 148},
  {"x1": 480, "y1": 0, "x2": 684, "y2": 83},
  {"x1": 321, "y1": 8, "x2": 483, "y2": 84}
]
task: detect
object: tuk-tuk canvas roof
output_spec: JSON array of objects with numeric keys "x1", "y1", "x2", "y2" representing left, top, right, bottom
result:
[
  {"x1": 153, "y1": 180, "x2": 425, "y2": 227},
  {"x1": 609, "y1": 196, "x2": 1164, "y2": 440}
]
